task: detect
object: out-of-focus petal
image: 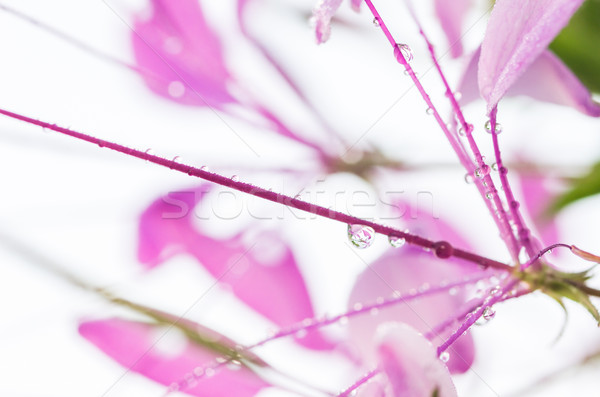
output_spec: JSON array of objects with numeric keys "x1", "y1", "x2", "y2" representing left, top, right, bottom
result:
[
  {"x1": 347, "y1": 203, "x2": 479, "y2": 373},
  {"x1": 433, "y1": 0, "x2": 473, "y2": 58},
  {"x1": 508, "y1": 50, "x2": 600, "y2": 116},
  {"x1": 350, "y1": 0, "x2": 362, "y2": 12},
  {"x1": 377, "y1": 323, "x2": 457, "y2": 397},
  {"x1": 460, "y1": 47, "x2": 600, "y2": 116},
  {"x1": 138, "y1": 186, "x2": 334, "y2": 350},
  {"x1": 79, "y1": 318, "x2": 269, "y2": 396},
  {"x1": 478, "y1": 0, "x2": 585, "y2": 113},
  {"x1": 313, "y1": 0, "x2": 343, "y2": 44},
  {"x1": 519, "y1": 173, "x2": 561, "y2": 248},
  {"x1": 132, "y1": 0, "x2": 236, "y2": 107},
  {"x1": 348, "y1": 251, "x2": 476, "y2": 374}
]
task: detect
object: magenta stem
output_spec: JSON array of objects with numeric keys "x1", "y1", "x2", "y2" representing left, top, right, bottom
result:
[
  {"x1": 0, "y1": 108, "x2": 513, "y2": 272},
  {"x1": 437, "y1": 278, "x2": 520, "y2": 354},
  {"x1": 489, "y1": 107, "x2": 537, "y2": 262},
  {"x1": 250, "y1": 273, "x2": 489, "y2": 350},
  {"x1": 363, "y1": 0, "x2": 519, "y2": 258},
  {"x1": 521, "y1": 243, "x2": 572, "y2": 270},
  {"x1": 336, "y1": 368, "x2": 380, "y2": 397}
]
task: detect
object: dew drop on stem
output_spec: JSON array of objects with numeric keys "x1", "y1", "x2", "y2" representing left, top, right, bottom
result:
[
  {"x1": 475, "y1": 165, "x2": 491, "y2": 179},
  {"x1": 347, "y1": 224, "x2": 375, "y2": 249},
  {"x1": 483, "y1": 306, "x2": 496, "y2": 321},
  {"x1": 389, "y1": 234, "x2": 406, "y2": 248},
  {"x1": 231, "y1": 175, "x2": 240, "y2": 182},
  {"x1": 439, "y1": 351, "x2": 450, "y2": 363},
  {"x1": 393, "y1": 43, "x2": 413, "y2": 63},
  {"x1": 485, "y1": 120, "x2": 503, "y2": 134},
  {"x1": 372, "y1": 17, "x2": 380, "y2": 27}
]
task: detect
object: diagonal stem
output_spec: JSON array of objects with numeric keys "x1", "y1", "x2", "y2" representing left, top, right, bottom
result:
[{"x1": 0, "y1": 107, "x2": 513, "y2": 273}]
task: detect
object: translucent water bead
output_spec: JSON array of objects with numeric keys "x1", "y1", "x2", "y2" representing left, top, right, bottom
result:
[{"x1": 347, "y1": 224, "x2": 375, "y2": 249}]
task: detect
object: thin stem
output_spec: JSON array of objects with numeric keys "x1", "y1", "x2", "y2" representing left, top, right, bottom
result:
[
  {"x1": 521, "y1": 243, "x2": 572, "y2": 270},
  {"x1": 336, "y1": 368, "x2": 380, "y2": 397},
  {"x1": 437, "y1": 278, "x2": 520, "y2": 354},
  {"x1": 249, "y1": 273, "x2": 489, "y2": 350},
  {"x1": 489, "y1": 106, "x2": 537, "y2": 261},
  {"x1": 363, "y1": 0, "x2": 519, "y2": 258},
  {"x1": 0, "y1": 108, "x2": 513, "y2": 272}
]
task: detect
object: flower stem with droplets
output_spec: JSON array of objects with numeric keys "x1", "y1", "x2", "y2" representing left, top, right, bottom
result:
[{"x1": 0, "y1": 107, "x2": 514, "y2": 273}]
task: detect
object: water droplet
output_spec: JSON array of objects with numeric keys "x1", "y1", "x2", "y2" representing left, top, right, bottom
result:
[
  {"x1": 474, "y1": 165, "x2": 490, "y2": 179},
  {"x1": 204, "y1": 368, "x2": 215, "y2": 377},
  {"x1": 388, "y1": 235, "x2": 406, "y2": 248},
  {"x1": 193, "y1": 367, "x2": 204, "y2": 376},
  {"x1": 454, "y1": 91, "x2": 462, "y2": 101},
  {"x1": 370, "y1": 307, "x2": 379, "y2": 316},
  {"x1": 403, "y1": 69, "x2": 410, "y2": 76},
  {"x1": 376, "y1": 297, "x2": 385, "y2": 304},
  {"x1": 353, "y1": 303, "x2": 363, "y2": 311},
  {"x1": 483, "y1": 306, "x2": 496, "y2": 321},
  {"x1": 491, "y1": 162, "x2": 499, "y2": 171},
  {"x1": 393, "y1": 43, "x2": 413, "y2": 63},
  {"x1": 227, "y1": 360, "x2": 242, "y2": 370},
  {"x1": 231, "y1": 175, "x2": 240, "y2": 182},
  {"x1": 372, "y1": 17, "x2": 380, "y2": 27},
  {"x1": 425, "y1": 107, "x2": 434, "y2": 115},
  {"x1": 510, "y1": 200, "x2": 520, "y2": 209},
  {"x1": 347, "y1": 224, "x2": 375, "y2": 249},
  {"x1": 295, "y1": 329, "x2": 308, "y2": 339},
  {"x1": 433, "y1": 241, "x2": 454, "y2": 259},
  {"x1": 485, "y1": 191, "x2": 494, "y2": 200},
  {"x1": 215, "y1": 357, "x2": 227, "y2": 364},
  {"x1": 418, "y1": 282, "x2": 431, "y2": 292},
  {"x1": 464, "y1": 173, "x2": 474, "y2": 184},
  {"x1": 168, "y1": 81, "x2": 186, "y2": 98},
  {"x1": 339, "y1": 316, "x2": 349, "y2": 325},
  {"x1": 448, "y1": 287, "x2": 459, "y2": 296},
  {"x1": 200, "y1": 165, "x2": 209, "y2": 172},
  {"x1": 439, "y1": 351, "x2": 450, "y2": 363},
  {"x1": 485, "y1": 120, "x2": 503, "y2": 134}
]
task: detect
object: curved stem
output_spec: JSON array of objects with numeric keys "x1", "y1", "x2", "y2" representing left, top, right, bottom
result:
[{"x1": 0, "y1": 108, "x2": 513, "y2": 273}]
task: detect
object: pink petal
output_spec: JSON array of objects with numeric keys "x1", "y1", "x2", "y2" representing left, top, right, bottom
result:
[
  {"x1": 79, "y1": 318, "x2": 269, "y2": 396},
  {"x1": 434, "y1": 0, "x2": 473, "y2": 58},
  {"x1": 312, "y1": 0, "x2": 343, "y2": 44},
  {"x1": 519, "y1": 173, "x2": 561, "y2": 248},
  {"x1": 347, "y1": 203, "x2": 479, "y2": 373},
  {"x1": 132, "y1": 0, "x2": 235, "y2": 107},
  {"x1": 138, "y1": 186, "x2": 334, "y2": 350},
  {"x1": 461, "y1": 47, "x2": 600, "y2": 116},
  {"x1": 508, "y1": 50, "x2": 600, "y2": 116},
  {"x1": 377, "y1": 323, "x2": 457, "y2": 397},
  {"x1": 350, "y1": 0, "x2": 362, "y2": 12},
  {"x1": 348, "y1": 251, "x2": 476, "y2": 374},
  {"x1": 478, "y1": 0, "x2": 585, "y2": 113}
]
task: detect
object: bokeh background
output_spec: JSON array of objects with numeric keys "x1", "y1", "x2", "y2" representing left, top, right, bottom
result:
[{"x1": 0, "y1": 0, "x2": 599, "y2": 396}]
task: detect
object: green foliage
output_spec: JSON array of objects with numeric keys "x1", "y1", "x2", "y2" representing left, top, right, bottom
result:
[
  {"x1": 549, "y1": 161, "x2": 600, "y2": 214},
  {"x1": 551, "y1": 0, "x2": 600, "y2": 94}
]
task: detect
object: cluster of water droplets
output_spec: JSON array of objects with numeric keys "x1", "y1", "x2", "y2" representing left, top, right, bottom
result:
[{"x1": 484, "y1": 119, "x2": 503, "y2": 134}]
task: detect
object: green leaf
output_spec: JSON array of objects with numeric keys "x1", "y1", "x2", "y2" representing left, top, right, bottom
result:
[
  {"x1": 544, "y1": 280, "x2": 600, "y2": 325},
  {"x1": 550, "y1": 0, "x2": 600, "y2": 94},
  {"x1": 548, "y1": 161, "x2": 600, "y2": 214}
]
